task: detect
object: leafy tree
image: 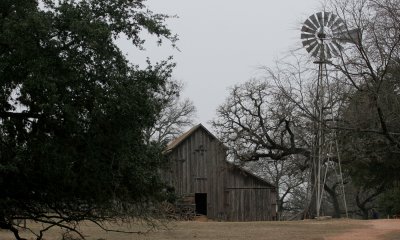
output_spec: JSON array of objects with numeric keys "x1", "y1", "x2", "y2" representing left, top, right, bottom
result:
[
  {"x1": 340, "y1": 81, "x2": 400, "y2": 186},
  {"x1": 327, "y1": 0, "x2": 400, "y2": 147},
  {"x1": 379, "y1": 186, "x2": 400, "y2": 217},
  {"x1": 0, "y1": 0, "x2": 177, "y2": 239},
  {"x1": 337, "y1": 63, "x2": 400, "y2": 218},
  {"x1": 324, "y1": 0, "x2": 400, "y2": 218}
]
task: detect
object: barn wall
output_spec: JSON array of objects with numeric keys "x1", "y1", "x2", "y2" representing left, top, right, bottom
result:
[
  {"x1": 163, "y1": 127, "x2": 227, "y2": 219},
  {"x1": 163, "y1": 127, "x2": 277, "y2": 221},
  {"x1": 223, "y1": 166, "x2": 277, "y2": 221}
]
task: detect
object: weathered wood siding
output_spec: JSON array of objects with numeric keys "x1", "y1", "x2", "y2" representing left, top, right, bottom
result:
[
  {"x1": 164, "y1": 126, "x2": 276, "y2": 221},
  {"x1": 164, "y1": 127, "x2": 227, "y2": 219},
  {"x1": 223, "y1": 166, "x2": 277, "y2": 221}
]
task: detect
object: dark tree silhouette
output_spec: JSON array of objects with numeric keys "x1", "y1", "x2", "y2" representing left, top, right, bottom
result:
[{"x1": 0, "y1": 0, "x2": 177, "y2": 239}]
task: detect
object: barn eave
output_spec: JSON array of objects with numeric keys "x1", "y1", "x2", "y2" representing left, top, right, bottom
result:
[{"x1": 164, "y1": 123, "x2": 229, "y2": 153}]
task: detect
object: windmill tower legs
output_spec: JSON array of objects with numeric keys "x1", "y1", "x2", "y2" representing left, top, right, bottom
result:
[
  {"x1": 310, "y1": 59, "x2": 348, "y2": 219},
  {"x1": 315, "y1": 60, "x2": 327, "y2": 218}
]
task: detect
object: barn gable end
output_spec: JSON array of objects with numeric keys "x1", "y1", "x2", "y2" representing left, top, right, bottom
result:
[{"x1": 163, "y1": 124, "x2": 277, "y2": 221}]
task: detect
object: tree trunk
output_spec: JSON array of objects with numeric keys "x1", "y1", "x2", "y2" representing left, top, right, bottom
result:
[
  {"x1": 303, "y1": 185, "x2": 317, "y2": 219},
  {"x1": 362, "y1": 209, "x2": 369, "y2": 220},
  {"x1": 324, "y1": 184, "x2": 341, "y2": 218},
  {"x1": 306, "y1": 155, "x2": 318, "y2": 219},
  {"x1": 356, "y1": 192, "x2": 370, "y2": 220},
  {"x1": 275, "y1": 181, "x2": 284, "y2": 221}
]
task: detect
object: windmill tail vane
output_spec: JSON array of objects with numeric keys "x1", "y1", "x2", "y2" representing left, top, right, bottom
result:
[{"x1": 335, "y1": 28, "x2": 362, "y2": 45}]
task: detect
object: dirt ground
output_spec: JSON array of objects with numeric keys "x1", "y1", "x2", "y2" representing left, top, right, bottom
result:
[
  {"x1": 0, "y1": 219, "x2": 399, "y2": 240},
  {"x1": 325, "y1": 219, "x2": 400, "y2": 240}
]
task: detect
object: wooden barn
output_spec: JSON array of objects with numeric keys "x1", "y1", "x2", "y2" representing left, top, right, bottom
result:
[{"x1": 163, "y1": 124, "x2": 277, "y2": 221}]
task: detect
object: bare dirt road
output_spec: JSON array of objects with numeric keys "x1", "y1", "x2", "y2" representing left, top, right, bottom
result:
[
  {"x1": 327, "y1": 219, "x2": 400, "y2": 240},
  {"x1": 0, "y1": 219, "x2": 399, "y2": 240}
]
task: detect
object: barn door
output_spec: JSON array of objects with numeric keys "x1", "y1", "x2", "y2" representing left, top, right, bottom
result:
[{"x1": 195, "y1": 193, "x2": 207, "y2": 215}]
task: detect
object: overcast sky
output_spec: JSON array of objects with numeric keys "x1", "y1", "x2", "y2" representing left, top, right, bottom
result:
[{"x1": 119, "y1": 0, "x2": 322, "y2": 129}]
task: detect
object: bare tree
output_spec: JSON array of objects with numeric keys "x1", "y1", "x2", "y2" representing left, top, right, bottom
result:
[
  {"x1": 273, "y1": 0, "x2": 400, "y2": 217},
  {"x1": 246, "y1": 157, "x2": 308, "y2": 220},
  {"x1": 212, "y1": 78, "x2": 311, "y2": 162},
  {"x1": 211, "y1": 54, "x2": 351, "y2": 217},
  {"x1": 212, "y1": 0, "x2": 400, "y2": 219},
  {"x1": 211, "y1": 75, "x2": 324, "y2": 218},
  {"x1": 145, "y1": 80, "x2": 196, "y2": 145}
]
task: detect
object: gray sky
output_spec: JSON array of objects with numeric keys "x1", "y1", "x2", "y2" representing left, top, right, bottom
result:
[{"x1": 119, "y1": 0, "x2": 321, "y2": 128}]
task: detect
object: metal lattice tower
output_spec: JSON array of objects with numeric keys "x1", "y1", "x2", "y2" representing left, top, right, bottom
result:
[{"x1": 301, "y1": 12, "x2": 360, "y2": 218}]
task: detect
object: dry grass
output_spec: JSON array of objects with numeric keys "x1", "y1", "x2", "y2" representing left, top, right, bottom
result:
[{"x1": 1, "y1": 219, "x2": 398, "y2": 240}]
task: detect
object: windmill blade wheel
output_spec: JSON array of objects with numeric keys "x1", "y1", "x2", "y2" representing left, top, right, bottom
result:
[{"x1": 300, "y1": 11, "x2": 348, "y2": 60}]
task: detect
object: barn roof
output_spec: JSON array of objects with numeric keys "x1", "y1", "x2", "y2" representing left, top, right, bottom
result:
[
  {"x1": 165, "y1": 124, "x2": 275, "y2": 189},
  {"x1": 164, "y1": 123, "x2": 227, "y2": 152},
  {"x1": 227, "y1": 162, "x2": 276, "y2": 189}
]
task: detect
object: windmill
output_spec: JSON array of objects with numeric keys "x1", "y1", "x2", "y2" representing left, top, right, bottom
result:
[
  {"x1": 301, "y1": 11, "x2": 361, "y2": 61},
  {"x1": 301, "y1": 12, "x2": 361, "y2": 218}
]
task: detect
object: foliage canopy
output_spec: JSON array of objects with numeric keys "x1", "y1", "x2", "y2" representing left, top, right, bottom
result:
[{"x1": 0, "y1": 0, "x2": 176, "y2": 239}]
